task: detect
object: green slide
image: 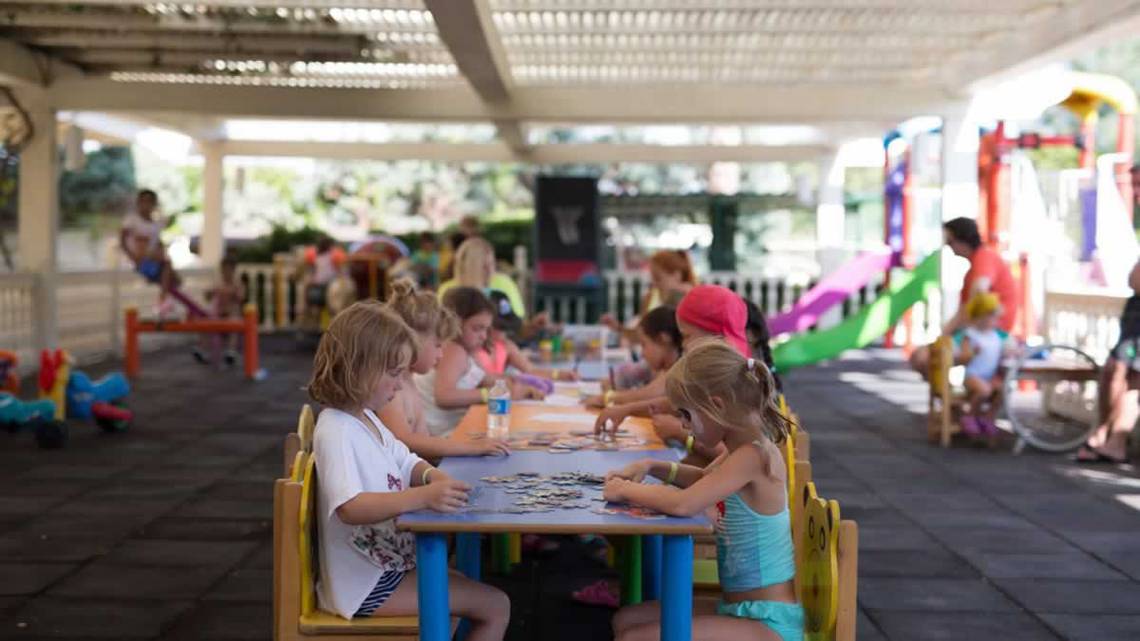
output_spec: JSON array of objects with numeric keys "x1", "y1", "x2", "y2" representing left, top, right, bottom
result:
[{"x1": 772, "y1": 252, "x2": 940, "y2": 370}]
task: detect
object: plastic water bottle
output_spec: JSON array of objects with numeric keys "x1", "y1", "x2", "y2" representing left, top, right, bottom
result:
[{"x1": 487, "y1": 379, "x2": 511, "y2": 440}]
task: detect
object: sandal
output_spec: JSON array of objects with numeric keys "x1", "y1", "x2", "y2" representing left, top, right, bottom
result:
[
  {"x1": 572, "y1": 579, "x2": 619, "y2": 608},
  {"x1": 1073, "y1": 446, "x2": 1127, "y2": 465}
]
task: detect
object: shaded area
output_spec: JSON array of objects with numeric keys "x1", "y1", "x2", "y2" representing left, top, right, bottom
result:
[{"x1": 0, "y1": 341, "x2": 1139, "y2": 640}]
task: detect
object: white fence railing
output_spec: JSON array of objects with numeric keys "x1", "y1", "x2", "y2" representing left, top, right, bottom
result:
[
  {"x1": 1043, "y1": 288, "x2": 1129, "y2": 361},
  {"x1": 1, "y1": 268, "x2": 214, "y2": 373}
]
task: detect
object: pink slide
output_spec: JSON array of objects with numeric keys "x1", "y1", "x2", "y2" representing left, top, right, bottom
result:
[{"x1": 768, "y1": 249, "x2": 892, "y2": 336}]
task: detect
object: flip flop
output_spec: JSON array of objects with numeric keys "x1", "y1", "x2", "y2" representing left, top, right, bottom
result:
[
  {"x1": 572, "y1": 579, "x2": 619, "y2": 608},
  {"x1": 1073, "y1": 447, "x2": 1127, "y2": 465}
]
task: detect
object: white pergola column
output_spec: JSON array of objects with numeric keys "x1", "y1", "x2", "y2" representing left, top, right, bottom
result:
[
  {"x1": 816, "y1": 150, "x2": 846, "y2": 329},
  {"x1": 200, "y1": 141, "x2": 225, "y2": 265},
  {"x1": 940, "y1": 103, "x2": 982, "y2": 325},
  {"x1": 17, "y1": 105, "x2": 59, "y2": 350}
]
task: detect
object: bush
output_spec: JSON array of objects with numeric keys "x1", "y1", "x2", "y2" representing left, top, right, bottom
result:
[{"x1": 228, "y1": 224, "x2": 325, "y2": 263}]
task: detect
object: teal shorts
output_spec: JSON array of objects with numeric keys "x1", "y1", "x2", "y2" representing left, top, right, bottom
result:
[{"x1": 718, "y1": 600, "x2": 804, "y2": 641}]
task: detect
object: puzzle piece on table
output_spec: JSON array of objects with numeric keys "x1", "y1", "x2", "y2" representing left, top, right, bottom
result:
[{"x1": 592, "y1": 504, "x2": 668, "y2": 519}]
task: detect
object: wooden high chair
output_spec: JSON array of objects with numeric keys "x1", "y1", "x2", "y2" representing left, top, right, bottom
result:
[{"x1": 927, "y1": 335, "x2": 964, "y2": 448}]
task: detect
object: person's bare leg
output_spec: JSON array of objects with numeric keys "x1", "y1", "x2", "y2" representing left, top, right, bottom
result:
[
  {"x1": 1098, "y1": 371, "x2": 1140, "y2": 462},
  {"x1": 617, "y1": 614, "x2": 783, "y2": 641},
  {"x1": 1080, "y1": 359, "x2": 1124, "y2": 456},
  {"x1": 369, "y1": 569, "x2": 510, "y2": 641},
  {"x1": 910, "y1": 345, "x2": 931, "y2": 380},
  {"x1": 613, "y1": 602, "x2": 660, "y2": 638}
]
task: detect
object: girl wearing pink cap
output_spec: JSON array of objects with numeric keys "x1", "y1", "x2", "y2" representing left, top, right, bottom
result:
[{"x1": 595, "y1": 285, "x2": 754, "y2": 465}]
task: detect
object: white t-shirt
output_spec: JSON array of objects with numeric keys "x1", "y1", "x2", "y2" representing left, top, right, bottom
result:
[
  {"x1": 414, "y1": 355, "x2": 486, "y2": 438},
  {"x1": 962, "y1": 326, "x2": 1003, "y2": 381},
  {"x1": 313, "y1": 253, "x2": 340, "y2": 285},
  {"x1": 313, "y1": 407, "x2": 424, "y2": 619},
  {"x1": 121, "y1": 212, "x2": 163, "y2": 255}
]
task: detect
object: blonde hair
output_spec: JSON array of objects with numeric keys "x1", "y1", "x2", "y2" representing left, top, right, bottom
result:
[
  {"x1": 308, "y1": 300, "x2": 417, "y2": 409},
  {"x1": 454, "y1": 237, "x2": 495, "y2": 289},
  {"x1": 385, "y1": 278, "x2": 459, "y2": 341},
  {"x1": 665, "y1": 339, "x2": 790, "y2": 444}
]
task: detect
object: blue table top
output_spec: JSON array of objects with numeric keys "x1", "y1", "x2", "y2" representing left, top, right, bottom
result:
[{"x1": 397, "y1": 450, "x2": 712, "y2": 535}]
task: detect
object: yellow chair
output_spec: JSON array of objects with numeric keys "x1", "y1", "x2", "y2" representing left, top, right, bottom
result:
[
  {"x1": 797, "y1": 480, "x2": 858, "y2": 641},
  {"x1": 273, "y1": 455, "x2": 422, "y2": 640},
  {"x1": 298, "y1": 404, "x2": 316, "y2": 454},
  {"x1": 927, "y1": 336, "x2": 963, "y2": 448},
  {"x1": 284, "y1": 433, "x2": 301, "y2": 479}
]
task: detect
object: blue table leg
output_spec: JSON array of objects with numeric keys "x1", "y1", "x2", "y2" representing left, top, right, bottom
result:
[
  {"x1": 416, "y1": 533, "x2": 450, "y2": 641},
  {"x1": 454, "y1": 533, "x2": 481, "y2": 641},
  {"x1": 456, "y1": 532, "x2": 481, "y2": 581},
  {"x1": 661, "y1": 535, "x2": 693, "y2": 641},
  {"x1": 642, "y1": 534, "x2": 663, "y2": 601}
]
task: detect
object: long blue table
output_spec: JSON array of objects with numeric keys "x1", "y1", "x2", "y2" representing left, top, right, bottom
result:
[{"x1": 397, "y1": 449, "x2": 712, "y2": 641}]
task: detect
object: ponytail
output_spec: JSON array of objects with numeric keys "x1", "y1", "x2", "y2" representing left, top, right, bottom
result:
[{"x1": 743, "y1": 357, "x2": 792, "y2": 445}]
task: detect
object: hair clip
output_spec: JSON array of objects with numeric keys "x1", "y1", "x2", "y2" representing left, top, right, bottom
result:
[{"x1": 746, "y1": 358, "x2": 755, "y2": 369}]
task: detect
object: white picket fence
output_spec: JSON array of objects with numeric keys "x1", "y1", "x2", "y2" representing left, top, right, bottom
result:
[{"x1": 1, "y1": 261, "x2": 1129, "y2": 374}]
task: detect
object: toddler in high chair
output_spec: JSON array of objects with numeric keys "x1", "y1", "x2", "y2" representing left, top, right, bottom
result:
[
  {"x1": 603, "y1": 341, "x2": 802, "y2": 641},
  {"x1": 307, "y1": 301, "x2": 509, "y2": 637},
  {"x1": 957, "y1": 292, "x2": 1005, "y2": 438}
]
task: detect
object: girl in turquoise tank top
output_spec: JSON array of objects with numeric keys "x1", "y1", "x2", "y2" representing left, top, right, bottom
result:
[{"x1": 603, "y1": 340, "x2": 803, "y2": 641}]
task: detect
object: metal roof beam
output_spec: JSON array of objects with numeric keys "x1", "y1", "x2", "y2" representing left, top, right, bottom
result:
[
  {"x1": 0, "y1": 36, "x2": 81, "y2": 86},
  {"x1": 48, "y1": 79, "x2": 953, "y2": 124},
  {"x1": 423, "y1": 0, "x2": 528, "y2": 156},
  {"x1": 219, "y1": 139, "x2": 829, "y2": 163}
]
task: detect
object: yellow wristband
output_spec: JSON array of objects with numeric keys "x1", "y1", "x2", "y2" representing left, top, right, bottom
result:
[
  {"x1": 684, "y1": 433, "x2": 695, "y2": 454},
  {"x1": 422, "y1": 468, "x2": 432, "y2": 486},
  {"x1": 666, "y1": 461, "x2": 679, "y2": 486},
  {"x1": 480, "y1": 388, "x2": 489, "y2": 403},
  {"x1": 604, "y1": 390, "x2": 616, "y2": 407}
]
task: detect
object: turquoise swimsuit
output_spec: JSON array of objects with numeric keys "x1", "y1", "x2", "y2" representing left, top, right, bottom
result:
[{"x1": 715, "y1": 461, "x2": 804, "y2": 641}]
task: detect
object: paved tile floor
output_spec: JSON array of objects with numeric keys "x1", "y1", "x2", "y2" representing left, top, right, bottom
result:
[{"x1": 1, "y1": 340, "x2": 1138, "y2": 640}]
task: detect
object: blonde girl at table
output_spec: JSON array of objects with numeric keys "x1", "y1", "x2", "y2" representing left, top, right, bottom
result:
[
  {"x1": 378, "y1": 279, "x2": 510, "y2": 460},
  {"x1": 416, "y1": 287, "x2": 544, "y2": 438},
  {"x1": 603, "y1": 340, "x2": 802, "y2": 641},
  {"x1": 307, "y1": 301, "x2": 510, "y2": 638}
]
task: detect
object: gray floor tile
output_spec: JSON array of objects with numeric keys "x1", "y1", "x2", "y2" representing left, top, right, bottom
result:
[
  {"x1": 102, "y1": 539, "x2": 258, "y2": 569},
  {"x1": 858, "y1": 578, "x2": 1018, "y2": 612},
  {"x1": 1, "y1": 597, "x2": 191, "y2": 639},
  {"x1": 960, "y1": 551, "x2": 1128, "y2": 580},
  {"x1": 870, "y1": 610, "x2": 1058, "y2": 641},
  {"x1": 994, "y1": 578, "x2": 1140, "y2": 614},
  {"x1": 1039, "y1": 613, "x2": 1140, "y2": 641},
  {"x1": 161, "y1": 602, "x2": 271, "y2": 640},
  {"x1": 0, "y1": 563, "x2": 77, "y2": 596},
  {"x1": 859, "y1": 550, "x2": 978, "y2": 578},
  {"x1": 48, "y1": 562, "x2": 228, "y2": 599}
]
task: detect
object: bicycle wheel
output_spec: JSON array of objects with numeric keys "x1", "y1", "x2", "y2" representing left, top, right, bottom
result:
[{"x1": 1003, "y1": 344, "x2": 1099, "y2": 453}]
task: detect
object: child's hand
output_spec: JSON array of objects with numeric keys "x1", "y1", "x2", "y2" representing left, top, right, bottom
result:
[
  {"x1": 651, "y1": 414, "x2": 686, "y2": 443},
  {"x1": 582, "y1": 394, "x2": 605, "y2": 409},
  {"x1": 605, "y1": 460, "x2": 649, "y2": 483},
  {"x1": 603, "y1": 478, "x2": 630, "y2": 503},
  {"x1": 423, "y1": 479, "x2": 471, "y2": 513},
  {"x1": 475, "y1": 438, "x2": 511, "y2": 457},
  {"x1": 558, "y1": 369, "x2": 580, "y2": 382},
  {"x1": 594, "y1": 405, "x2": 627, "y2": 436},
  {"x1": 510, "y1": 380, "x2": 545, "y2": 401}
]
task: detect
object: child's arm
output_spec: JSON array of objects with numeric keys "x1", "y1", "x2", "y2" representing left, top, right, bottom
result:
[
  {"x1": 433, "y1": 343, "x2": 488, "y2": 409},
  {"x1": 955, "y1": 337, "x2": 975, "y2": 366},
  {"x1": 607, "y1": 458, "x2": 706, "y2": 489},
  {"x1": 585, "y1": 372, "x2": 665, "y2": 408},
  {"x1": 377, "y1": 395, "x2": 509, "y2": 459},
  {"x1": 335, "y1": 475, "x2": 471, "y2": 524},
  {"x1": 603, "y1": 445, "x2": 769, "y2": 517},
  {"x1": 593, "y1": 396, "x2": 672, "y2": 435}
]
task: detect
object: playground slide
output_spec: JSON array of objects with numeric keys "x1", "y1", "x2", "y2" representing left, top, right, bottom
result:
[
  {"x1": 772, "y1": 252, "x2": 940, "y2": 371},
  {"x1": 767, "y1": 248, "x2": 892, "y2": 336}
]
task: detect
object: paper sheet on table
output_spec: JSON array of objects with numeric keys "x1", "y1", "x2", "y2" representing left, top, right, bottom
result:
[
  {"x1": 531, "y1": 413, "x2": 599, "y2": 425},
  {"x1": 553, "y1": 381, "x2": 602, "y2": 397},
  {"x1": 540, "y1": 394, "x2": 582, "y2": 407}
]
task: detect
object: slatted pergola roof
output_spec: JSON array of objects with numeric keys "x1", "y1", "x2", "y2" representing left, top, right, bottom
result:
[{"x1": 2, "y1": 0, "x2": 1139, "y2": 161}]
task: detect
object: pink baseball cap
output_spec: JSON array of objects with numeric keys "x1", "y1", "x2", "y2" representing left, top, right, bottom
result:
[{"x1": 676, "y1": 285, "x2": 750, "y2": 357}]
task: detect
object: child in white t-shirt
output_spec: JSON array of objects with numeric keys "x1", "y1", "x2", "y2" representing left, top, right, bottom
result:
[
  {"x1": 307, "y1": 300, "x2": 510, "y2": 634},
  {"x1": 119, "y1": 189, "x2": 181, "y2": 296}
]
